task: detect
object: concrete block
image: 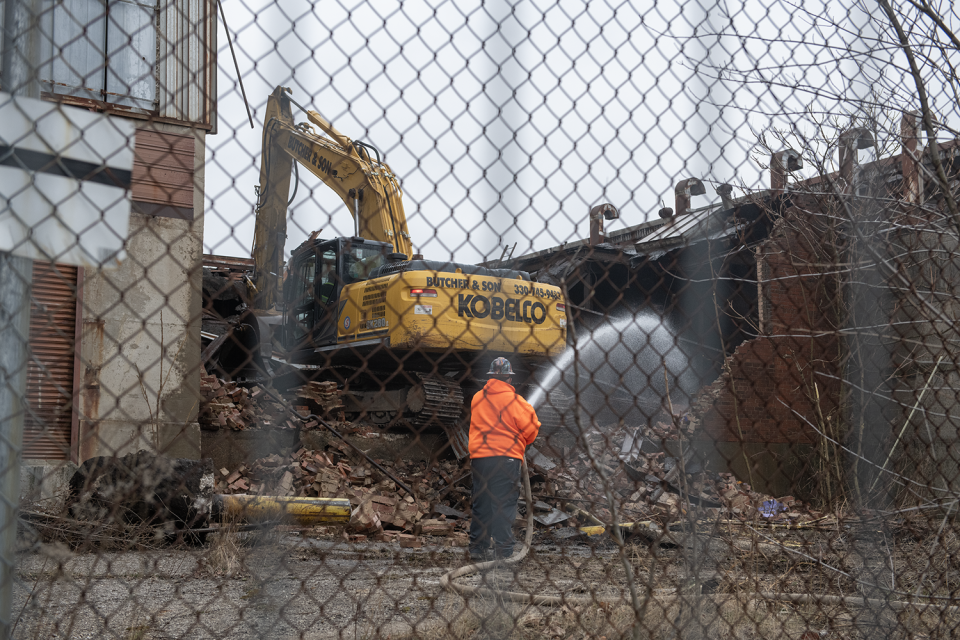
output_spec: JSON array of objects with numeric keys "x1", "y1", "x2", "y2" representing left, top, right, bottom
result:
[
  {"x1": 76, "y1": 125, "x2": 204, "y2": 476},
  {"x1": 201, "y1": 427, "x2": 300, "y2": 471},
  {"x1": 77, "y1": 419, "x2": 200, "y2": 461}
]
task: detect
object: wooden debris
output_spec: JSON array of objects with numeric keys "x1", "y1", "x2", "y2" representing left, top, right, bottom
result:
[
  {"x1": 433, "y1": 504, "x2": 468, "y2": 519},
  {"x1": 291, "y1": 381, "x2": 344, "y2": 421}
]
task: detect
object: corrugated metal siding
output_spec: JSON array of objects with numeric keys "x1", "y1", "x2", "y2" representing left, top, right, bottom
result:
[
  {"x1": 158, "y1": 0, "x2": 216, "y2": 126},
  {"x1": 131, "y1": 129, "x2": 195, "y2": 209},
  {"x1": 24, "y1": 263, "x2": 79, "y2": 461}
]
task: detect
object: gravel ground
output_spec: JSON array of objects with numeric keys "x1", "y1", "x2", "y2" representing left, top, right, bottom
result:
[
  {"x1": 12, "y1": 531, "x2": 629, "y2": 640},
  {"x1": 13, "y1": 520, "x2": 960, "y2": 639}
]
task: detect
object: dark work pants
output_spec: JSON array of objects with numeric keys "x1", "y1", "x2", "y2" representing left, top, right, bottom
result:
[{"x1": 469, "y1": 456, "x2": 521, "y2": 558}]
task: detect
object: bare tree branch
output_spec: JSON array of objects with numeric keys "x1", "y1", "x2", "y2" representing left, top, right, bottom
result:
[
  {"x1": 906, "y1": 0, "x2": 960, "y2": 52},
  {"x1": 876, "y1": 0, "x2": 960, "y2": 231}
]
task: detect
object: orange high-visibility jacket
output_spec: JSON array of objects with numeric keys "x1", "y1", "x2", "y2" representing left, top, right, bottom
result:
[{"x1": 469, "y1": 378, "x2": 541, "y2": 460}]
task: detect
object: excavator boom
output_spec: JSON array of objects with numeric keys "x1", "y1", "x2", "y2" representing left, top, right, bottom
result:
[{"x1": 252, "y1": 86, "x2": 412, "y2": 308}]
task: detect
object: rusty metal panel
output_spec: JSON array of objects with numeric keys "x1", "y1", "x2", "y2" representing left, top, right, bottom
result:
[
  {"x1": 69, "y1": 268, "x2": 84, "y2": 463},
  {"x1": 131, "y1": 129, "x2": 195, "y2": 213},
  {"x1": 24, "y1": 263, "x2": 79, "y2": 461},
  {"x1": 158, "y1": 0, "x2": 216, "y2": 125}
]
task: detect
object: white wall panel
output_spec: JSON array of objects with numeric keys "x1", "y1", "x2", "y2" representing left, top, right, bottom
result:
[
  {"x1": 158, "y1": 0, "x2": 214, "y2": 126},
  {"x1": 106, "y1": 0, "x2": 158, "y2": 109}
]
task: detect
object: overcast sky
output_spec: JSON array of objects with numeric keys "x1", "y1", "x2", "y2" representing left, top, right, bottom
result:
[{"x1": 202, "y1": 0, "x2": 960, "y2": 264}]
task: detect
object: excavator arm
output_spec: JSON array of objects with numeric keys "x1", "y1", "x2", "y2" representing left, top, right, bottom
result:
[{"x1": 252, "y1": 86, "x2": 412, "y2": 308}]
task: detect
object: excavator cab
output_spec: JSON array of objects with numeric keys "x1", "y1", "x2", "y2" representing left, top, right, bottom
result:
[{"x1": 282, "y1": 237, "x2": 392, "y2": 351}]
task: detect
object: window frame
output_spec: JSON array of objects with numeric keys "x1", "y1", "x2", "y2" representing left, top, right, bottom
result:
[{"x1": 30, "y1": 0, "x2": 216, "y2": 129}]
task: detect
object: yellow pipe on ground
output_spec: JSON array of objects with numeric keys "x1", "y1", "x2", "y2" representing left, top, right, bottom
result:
[
  {"x1": 215, "y1": 495, "x2": 351, "y2": 526},
  {"x1": 578, "y1": 521, "x2": 662, "y2": 537},
  {"x1": 563, "y1": 506, "x2": 663, "y2": 538},
  {"x1": 578, "y1": 525, "x2": 607, "y2": 536}
]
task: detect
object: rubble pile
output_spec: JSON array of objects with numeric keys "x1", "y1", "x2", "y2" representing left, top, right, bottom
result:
[
  {"x1": 534, "y1": 461, "x2": 816, "y2": 532},
  {"x1": 648, "y1": 413, "x2": 696, "y2": 440},
  {"x1": 209, "y1": 414, "x2": 817, "y2": 547},
  {"x1": 199, "y1": 376, "x2": 344, "y2": 431},
  {"x1": 199, "y1": 376, "x2": 260, "y2": 431},
  {"x1": 216, "y1": 446, "x2": 470, "y2": 545},
  {"x1": 527, "y1": 424, "x2": 819, "y2": 531},
  {"x1": 714, "y1": 473, "x2": 806, "y2": 521}
]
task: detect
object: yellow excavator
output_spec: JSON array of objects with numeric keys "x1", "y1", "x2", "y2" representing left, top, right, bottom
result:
[{"x1": 249, "y1": 86, "x2": 566, "y2": 455}]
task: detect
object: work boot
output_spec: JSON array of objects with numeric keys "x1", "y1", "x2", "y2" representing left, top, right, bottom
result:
[
  {"x1": 469, "y1": 548, "x2": 494, "y2": 562},
  {"x1": 493, "y1": 546, "x2": 514, "y2": 560}
]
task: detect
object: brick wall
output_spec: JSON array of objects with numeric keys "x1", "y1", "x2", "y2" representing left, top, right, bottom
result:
[
  {"x1": 691, "y1": 335, "x2": 839, "y2": 444},
  {"x1": 690, "y1": 209, "x2": 842, "y2": 444}
]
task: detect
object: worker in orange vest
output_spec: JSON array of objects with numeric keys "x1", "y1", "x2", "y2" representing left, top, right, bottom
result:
[{"x1": 468, "y1": 357, "x2": 541, "y2": 561}]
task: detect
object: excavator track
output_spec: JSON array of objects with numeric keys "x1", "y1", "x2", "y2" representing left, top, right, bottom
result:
[{"x1": 408, "y1": 374, "x2": 468, "y2": 458}]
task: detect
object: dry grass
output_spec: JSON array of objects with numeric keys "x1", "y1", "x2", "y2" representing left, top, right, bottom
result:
[
  {"x1": 201, "y1": 516, "x2": 284, "y2": 577},
  {"x1": 204, "y1": 517, "x2": 245, "y2": 577},
  {"x1": 124, "y1": 604, "x2": 150, "y2": 640},
  {"x1": 20, "y1": 509, "x2": 169, "y2": 552}
]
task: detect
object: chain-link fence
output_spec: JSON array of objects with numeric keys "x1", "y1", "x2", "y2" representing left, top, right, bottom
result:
[{"x1": 2, "y1": 0, "x2": 960, "y2": 637}]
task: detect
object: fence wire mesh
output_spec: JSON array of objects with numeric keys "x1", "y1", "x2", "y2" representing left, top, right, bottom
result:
[{"x1": 2, "y1": 0, "x2": 960, "y2": 637}]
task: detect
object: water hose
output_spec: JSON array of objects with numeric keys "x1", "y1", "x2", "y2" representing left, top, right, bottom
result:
[{"x1": 439, "y1": 459, "x2": 960, "y2": 614}]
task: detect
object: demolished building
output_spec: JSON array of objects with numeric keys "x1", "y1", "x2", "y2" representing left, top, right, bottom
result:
[
  {"x1": 504, "y1": 114, "x2": 960, "y2": 500},
  {"x1": 189, "y1": 112, "x2": 960, "y2": 505}
]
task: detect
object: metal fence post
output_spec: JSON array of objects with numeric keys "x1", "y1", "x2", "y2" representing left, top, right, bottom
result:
[
  {"x1": 0, "y1": 256, "x2": 31, "y2": 638},
  {"x1": 0, "y1": 0, "x2": 42, "y2": 635}
]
